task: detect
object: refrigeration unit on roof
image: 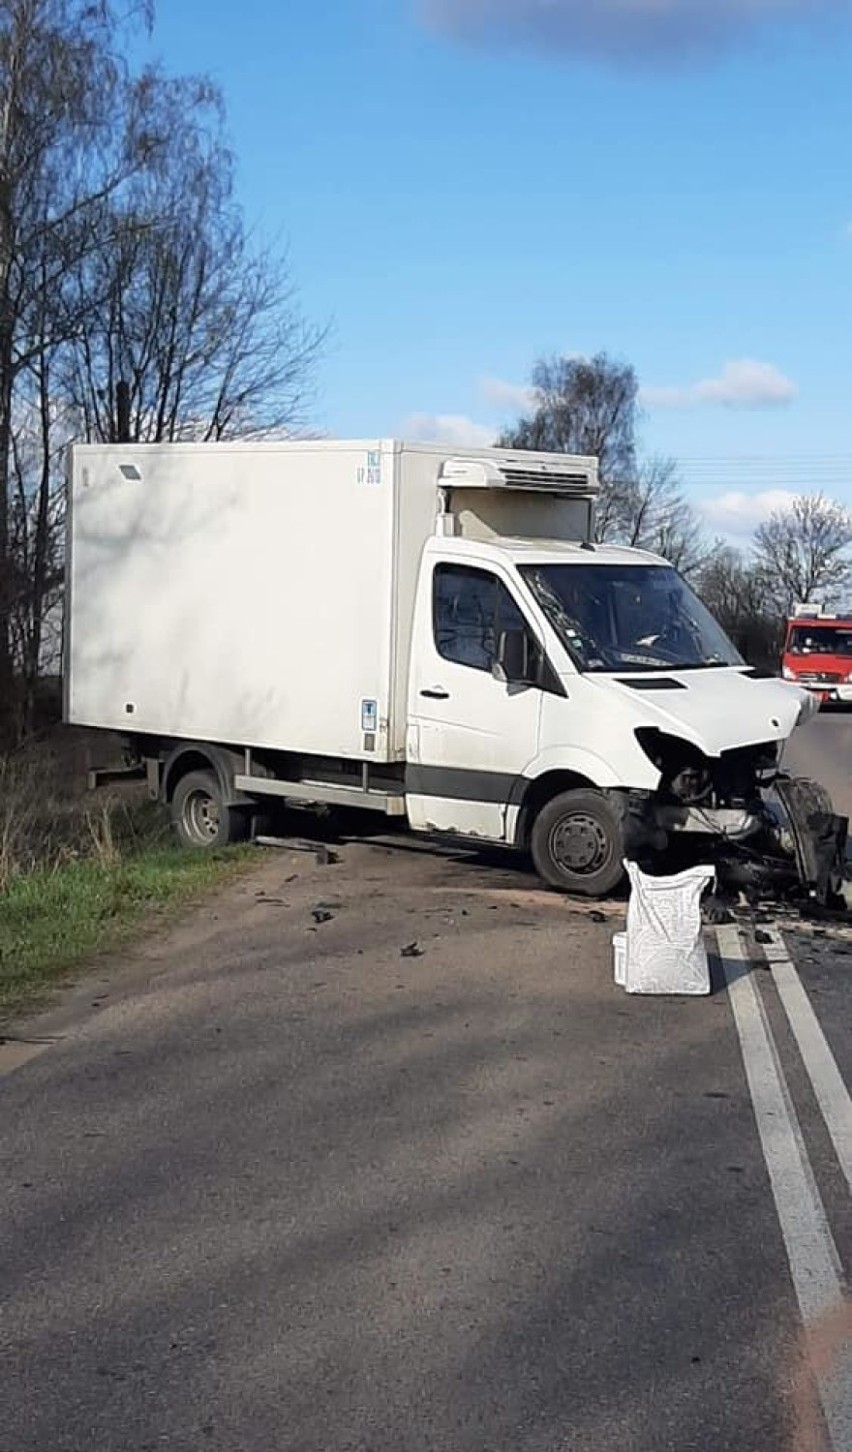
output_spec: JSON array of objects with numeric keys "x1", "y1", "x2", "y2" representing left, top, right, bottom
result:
[{"x1": 438, "y1": 456, "x2": 597, "y2": 495}]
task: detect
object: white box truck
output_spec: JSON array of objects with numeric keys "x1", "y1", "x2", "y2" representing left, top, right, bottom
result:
[{"x1": 65, "y1": 438, "x2": 829, "y2": 898}]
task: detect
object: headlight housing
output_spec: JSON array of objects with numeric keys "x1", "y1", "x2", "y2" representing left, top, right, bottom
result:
[{"x1": 782, "y1": 665, "x2": 795, "y2": 680}]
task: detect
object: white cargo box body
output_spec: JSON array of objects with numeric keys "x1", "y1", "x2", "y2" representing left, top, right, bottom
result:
[{"x1": 65, "y1": 439, "x2": 597, "y2": 762}]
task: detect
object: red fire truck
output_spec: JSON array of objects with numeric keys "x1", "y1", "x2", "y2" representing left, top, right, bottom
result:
[{"x1": 781, "y1": 603, "x2": 852, "y2": 705}]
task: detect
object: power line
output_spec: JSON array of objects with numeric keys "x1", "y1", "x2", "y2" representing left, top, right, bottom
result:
[
  {"x1": 670, "y1": 457, "x2": 852, "y2": 494},
  {"x1": 671, "y1": 453, "x2": 852, "y2": 461}
]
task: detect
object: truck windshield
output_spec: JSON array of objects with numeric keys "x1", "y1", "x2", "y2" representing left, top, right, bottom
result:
[
  {"x1": 788, "y1": 625, "x2": 852, "y2": 656},
  {"x1": 519, "y1": 562, "x2": 743, "y2": 674}
]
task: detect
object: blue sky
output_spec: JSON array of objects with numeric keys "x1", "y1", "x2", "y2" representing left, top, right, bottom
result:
[{"x1": 144, "y1": 1, "x2": 852, "y2": 535}]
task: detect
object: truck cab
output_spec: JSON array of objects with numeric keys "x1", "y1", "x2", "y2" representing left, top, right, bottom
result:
[
  {"x1": 782, "y1": 604, "x2": 852, "y2": 705},
  {"x1": 406, "y1": 532, "x2": 816, "y2": 895}
]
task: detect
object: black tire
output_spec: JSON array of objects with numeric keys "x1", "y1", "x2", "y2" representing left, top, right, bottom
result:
[
  {"x1": 171, "y1": 770, "x2": 247, "y2": 850},
  {"x1": 530, "y1": 788, "x2": 625, "y2": 897}
]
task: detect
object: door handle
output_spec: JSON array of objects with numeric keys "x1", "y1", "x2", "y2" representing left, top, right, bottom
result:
[{"x1": 420, "y1": 687, "x2": 450, "y2": 700}]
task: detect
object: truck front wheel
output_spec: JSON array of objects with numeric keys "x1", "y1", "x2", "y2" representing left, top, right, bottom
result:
[
  {"x1": 531, "y1": 788, "x2": 624, "y2": 897},
  {"x1": 171, "y1": 770, "x2": 247, "y2": 850}
]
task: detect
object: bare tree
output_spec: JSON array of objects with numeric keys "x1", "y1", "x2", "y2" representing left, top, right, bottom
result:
[
  {"x1": 0, "y1": 1, "x2": 324, "y2": 743},
  {"x1": 8, "y1": 397, "x2": 68, "y2": 703},
  {"x1": 0, "y1": 0, "x2": 166, "y2": 742},
  {"x1": 614, "y1": 455, "x2": 710, "y2": 576},
  {"x1": 65, "y1": 98, "x2": 324, "y2": 444},
  {"x1": 8, "y1": 287, "x2": 76, "y2": 733},
  {"x1": 697, "y1": 545, "x2": 782, "y2": 668},
  {"x1": 696, "y1": 498, "x2": 852, "y2": 670},
  {"x1": 498, "y1": 352, "x2": 639, "y2": 540},
  {"x1": 752, "y1": 494, "x2": 852, "y2": 612},
  {"x1": 497, "y1": 355, "x2": 713, "y2": 570}
]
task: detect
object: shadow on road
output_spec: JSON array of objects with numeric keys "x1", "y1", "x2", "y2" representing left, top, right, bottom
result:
[{"x1": 0, "y1": 880, "x2": 802, "y2": 1452}]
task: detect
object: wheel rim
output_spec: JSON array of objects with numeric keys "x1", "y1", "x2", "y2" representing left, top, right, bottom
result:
[
  {"x1": 549, "y1": 811, "x2": 611, "y2": 877},
  {"x1": 184, "y1": 788, "x2": 221, "y2": 844}
]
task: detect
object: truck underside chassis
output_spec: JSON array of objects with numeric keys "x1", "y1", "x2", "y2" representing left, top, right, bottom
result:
[{"x1": 102, "y1": 734, "x2": 848, "y2": 906}]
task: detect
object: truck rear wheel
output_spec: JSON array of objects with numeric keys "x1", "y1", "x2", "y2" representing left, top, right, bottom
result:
[
  {"x1": 171, "y1": 770, "x2": 247, "y2": 850},
  {"x1": 531, "y1": 788, "x2": 624, "y2": 897}
]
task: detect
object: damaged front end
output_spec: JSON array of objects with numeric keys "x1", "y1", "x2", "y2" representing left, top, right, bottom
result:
[{"x1": 626, "y1": 729, "x2": 848, "y2": 907}]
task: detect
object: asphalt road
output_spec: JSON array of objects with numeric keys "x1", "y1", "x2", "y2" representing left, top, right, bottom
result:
[{"x1": 1, "y1": 716, "x2": 851, "y2": 1452}]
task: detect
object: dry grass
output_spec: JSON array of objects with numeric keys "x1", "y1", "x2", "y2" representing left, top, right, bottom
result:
[{"x1": 0, "y1": 742, "x2": 164, "y2": 889}]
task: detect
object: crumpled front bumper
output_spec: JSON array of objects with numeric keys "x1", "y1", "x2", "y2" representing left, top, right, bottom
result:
[{"x1": 622, "y1": 778, "x2": 848, "y2": 908}]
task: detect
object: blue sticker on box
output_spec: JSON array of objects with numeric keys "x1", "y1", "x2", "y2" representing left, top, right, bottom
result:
[
  {"x1": 356, "y1": 449, "x2": 382, "y2": 486},
  {"x1": 361, "y1": 699, "x2": 378, "y2": 733}
]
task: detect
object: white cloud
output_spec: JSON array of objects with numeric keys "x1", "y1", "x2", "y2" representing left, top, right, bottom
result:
[
  {"x1": 422, "y1": 0, "x2": 845, "y2": 68},
  {"x1": 401, "y1": 412, "x2": 496, "y2": 447},
  {"x1": 700, "y1": 488, "x2": 798, "y2": 537},
  {"x1": 478, "y1": 376, "x2": 538, "y2": 414},
  {"x1": 641, "y1": 359, "x2": 797, "y2": 410}
]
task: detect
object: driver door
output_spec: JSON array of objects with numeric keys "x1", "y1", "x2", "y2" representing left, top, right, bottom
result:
[{"x1": 407, "y1": 561, "x2": 544, "y2": 841}]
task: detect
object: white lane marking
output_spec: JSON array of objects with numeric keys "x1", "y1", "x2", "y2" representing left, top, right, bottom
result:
[
  {"x1": 763, "y1": 927, "x2": 852, "y2": 1197},
  {"x1": 717, "y1": 926, "x2": 852, "y2": 1451}
]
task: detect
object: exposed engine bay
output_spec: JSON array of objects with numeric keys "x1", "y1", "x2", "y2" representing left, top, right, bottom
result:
[{"x1": 624, "y1": 729, "x2": 848, "y2": 908}]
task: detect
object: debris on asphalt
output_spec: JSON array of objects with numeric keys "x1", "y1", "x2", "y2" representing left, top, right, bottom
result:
[
  {"x1": 256, "y1": 836, "x2": 340, "y2": 865},
  {"x1": 589, "y1": 910, "x2": 606, "y2": 924},
  {"x1": 400, "y1": 942, "x2": 424, "y2": 958},
  {"x1": 701, "y1": 894, "x2": 734, "y2": 926},
  {"x1": 311, "y1": 908, "x2": 334, "y2": 925}
]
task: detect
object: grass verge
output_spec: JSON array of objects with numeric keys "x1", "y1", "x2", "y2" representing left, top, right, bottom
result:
[
  {"x1": 1, "y1": 740, "x2": 256, "y2": 1020},
  {"x1": 0, "y1": 839, "x2": 253, "y2": 1021}
]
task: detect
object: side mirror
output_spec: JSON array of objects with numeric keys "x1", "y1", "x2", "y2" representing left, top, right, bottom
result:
[{"x1": 494, "y1": 628, "x2": 532, "y2": 685}]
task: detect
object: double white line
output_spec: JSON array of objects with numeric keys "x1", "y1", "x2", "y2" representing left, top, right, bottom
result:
[{"x1": 718, "y1": 926, "x2": 852, "y2": 1450}]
